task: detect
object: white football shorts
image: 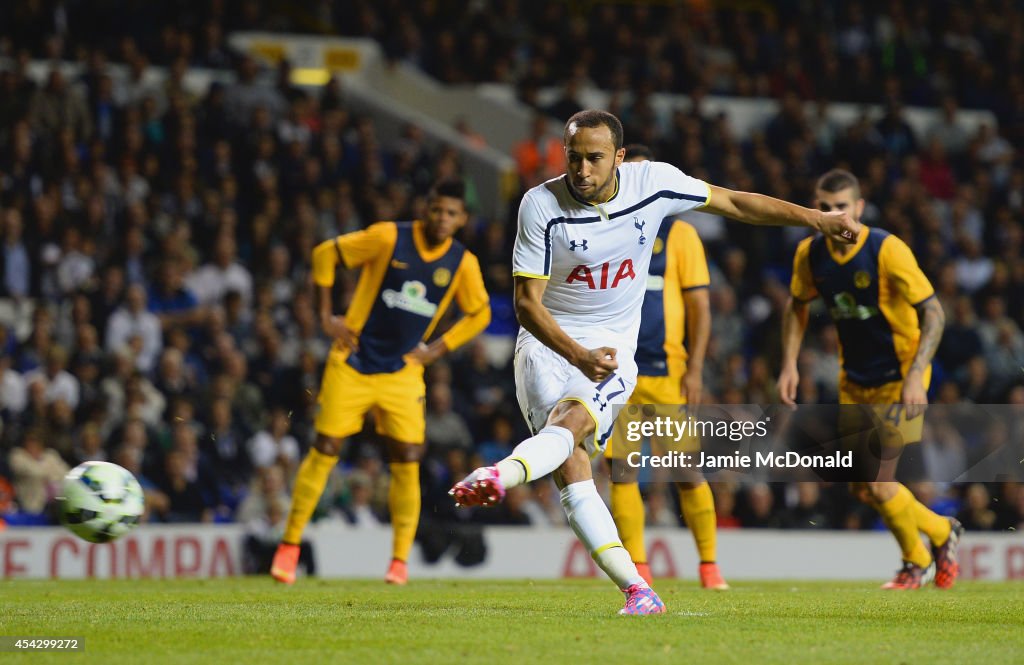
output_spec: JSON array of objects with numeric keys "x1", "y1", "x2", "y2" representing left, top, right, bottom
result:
[{"x1": 513, "y1": 335, "x2": 638, "y2": 458}]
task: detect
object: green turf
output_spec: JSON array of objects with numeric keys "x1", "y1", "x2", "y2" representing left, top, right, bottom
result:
[{"x1": 2, "y1": 578, "x2": 1022, "y2": 664}]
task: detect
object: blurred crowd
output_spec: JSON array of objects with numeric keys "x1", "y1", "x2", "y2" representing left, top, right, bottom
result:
[{"x1": 1, "y1": 2, "x2": 1023, "y2": 542}]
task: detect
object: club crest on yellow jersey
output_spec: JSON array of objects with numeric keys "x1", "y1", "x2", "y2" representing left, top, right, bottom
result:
[{"x1": 433, "y1": 267, "x2": 452, "y2": 288}]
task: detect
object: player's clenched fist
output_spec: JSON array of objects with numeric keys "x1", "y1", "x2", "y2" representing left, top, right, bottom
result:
[
  {"x1": 817, "y1": 209, "x2": 861, "y2": 245},
  {"x1": 573, "y1": 346, "x2": 619, "y2": 382}
]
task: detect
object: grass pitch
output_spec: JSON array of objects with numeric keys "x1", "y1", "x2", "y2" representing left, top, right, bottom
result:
[{"x1": 3, "y1": 578, "x2": 1022, "y2": 664}]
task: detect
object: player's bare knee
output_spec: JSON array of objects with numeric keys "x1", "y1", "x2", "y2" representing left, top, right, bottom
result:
[
  {"x1": 314, "y1": 434, "x2": 343, "y2": 457},
  {"x1": 547, "y1": 400, "x2": 595, "y2": 445}
]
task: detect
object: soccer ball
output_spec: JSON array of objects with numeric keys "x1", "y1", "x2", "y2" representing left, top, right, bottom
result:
[{"x1": 58, "y1": 461, "x2": 145, "y2": 543}]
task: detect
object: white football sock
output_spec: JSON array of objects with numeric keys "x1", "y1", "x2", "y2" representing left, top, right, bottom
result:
[
  {"x1": 560, "y1": 479, "x2": 644, "y2": 590},
  {"x1": 495, "y1": 425, "x2": 575, "y2": 488}
]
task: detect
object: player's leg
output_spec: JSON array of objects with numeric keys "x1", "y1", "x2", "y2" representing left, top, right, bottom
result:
[
  {"x1": 376, "y1": 363, "x2": 428, "y2": 585},
  {"x1": 607, "y1": 394, "x2": 649, "y2": 583},
  {"x1": 272, "y1": 432, "x2": 346, "y2": 584},
  {"x1": 272, "y1": 360, "x2": 370, "y2": 584},
  {"x1": 855, "y1": 481, "x2": 935, "y2": 589},
  {"x1": 608, "y1": 463, "x2": 650, "y2": 584},
  {"x1": 895, "y1": 440, "x2": 961, "y2": 589},
  {"x1": 450, "y1": 398, "x2": 579, "y2": 506},
  {"x1": 548, "y1": 406, "x2": 663, "y2": 615},
  {"x1": 842, "y1": 381, "x2": 931, "y2": 588},
  {"x1": 677, "y1": 479, "x2": 728, "y2": 590},
  {"x1": 380, "y1": 437, "x2": 423, "y2": 585},
  {"x1": 875, "y1": 380, "x2": 956, "y2": 588},
  {"x1": 450, "y1": 342, "x2": 578, "y2": 506}
]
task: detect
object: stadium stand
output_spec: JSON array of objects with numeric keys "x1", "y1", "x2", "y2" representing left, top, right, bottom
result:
[{"x1": 1, "y1": 1, "x2": 1023, "y2": 538}]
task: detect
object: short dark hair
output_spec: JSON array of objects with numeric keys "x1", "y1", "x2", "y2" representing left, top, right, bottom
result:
[
  {"x1": 623, "y1": 144, "x2": 654, "y2": 161},
  {"x1": 816, "y1": 169, "x2": 861, "y2": 198},
  {"x1": 429, "y1": 178, "x2": 465, "y2": 201},
  {"x1": 564, "y1": 110, "x2": 624, "y2": 150}
]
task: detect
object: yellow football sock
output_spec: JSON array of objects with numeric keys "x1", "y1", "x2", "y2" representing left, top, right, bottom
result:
[
  {"x1": 610, "y1": 482, "x2": 647, "y2": 564},
  {"x1": 911, "y1": 499, "x2": 952, "y2": 547},
  {"x1": 875, "y1": 484, "x2": 932, "y2": 568},
  {"x1": 283, "y1": 448, "x2": 338, "y2": 545},
  {"x1": 679, "y1": 482, "x2": 717, "y2": 563},
  {"x1": 388, "y1": 462, "x2": 421, "y2": 562}
]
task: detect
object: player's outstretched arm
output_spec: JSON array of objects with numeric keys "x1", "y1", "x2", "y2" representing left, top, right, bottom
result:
[
  {"x1": 778, "y1": 297, "x2": 810, "y2": 406},
  {"x1": 703, "y1": 185, "x2": 860, "y2": 244},
  {"x1": 514, "y1": 276, "x2": 617, "y2": 382}
]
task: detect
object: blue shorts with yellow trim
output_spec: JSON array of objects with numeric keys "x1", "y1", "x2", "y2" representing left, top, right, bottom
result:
[
  {"x1": 606, "y1": 374, "x2": 699, "y2": 459},
  {"x1": 314, "y1": 353, "x2": 426, "y2": 443}
]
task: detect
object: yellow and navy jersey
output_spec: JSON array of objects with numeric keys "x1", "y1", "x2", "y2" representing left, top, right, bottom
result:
[
  {"x1": 635, "y1": 219, "x2": 710, "y2": 377},
  {"x1": 790, "y1": 226, "x2": 934, "y2": 388},
  {"x1": 312, "y1": 220, "x2": 490, "y2": 374}
]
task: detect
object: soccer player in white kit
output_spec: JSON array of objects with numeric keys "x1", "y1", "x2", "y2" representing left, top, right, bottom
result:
[{"x1": 451, "y1": 110, "x2": 858, "y2": 615}]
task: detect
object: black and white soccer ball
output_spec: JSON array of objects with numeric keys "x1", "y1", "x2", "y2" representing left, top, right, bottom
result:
[{"x1": 58, "y1": 461, "x2": 145, "y2": 543}]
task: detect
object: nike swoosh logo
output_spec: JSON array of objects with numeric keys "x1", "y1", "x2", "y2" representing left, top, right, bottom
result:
[{"x1": 391, "y1": 260, "x2": 409, "y2": 269}]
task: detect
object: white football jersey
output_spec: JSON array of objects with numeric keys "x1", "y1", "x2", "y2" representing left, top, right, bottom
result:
[{"x1": 513, "y1": 160, "x2": 709, "y2": 353}]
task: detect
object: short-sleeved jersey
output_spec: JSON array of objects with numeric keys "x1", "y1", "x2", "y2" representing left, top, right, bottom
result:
[
  {"x1": 513, "y1": 160, "x2": 710, "y2": 352},
  {"x1": 313, "y1": 221, "x2": 489, "y2": 374},
  {"x1": 790, "y1": 227, "x2": 934, "y2": 387},
  {"x1": 635, "y1": 220, "x2": 710, "y2": 376}
]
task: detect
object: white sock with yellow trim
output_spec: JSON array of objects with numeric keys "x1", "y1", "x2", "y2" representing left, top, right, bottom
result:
[
  {"x1": 560, "y1": 479, "x2": 645, "y2": 590},
  {"x1": 495, "y1": 426, "x2": 575, "y2": 488}
]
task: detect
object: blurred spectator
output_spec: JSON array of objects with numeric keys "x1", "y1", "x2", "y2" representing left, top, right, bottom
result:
[
  {"x1": 105, "y1": 283, "x2": 163, "y2": 373},
  {"x1": 28, "y1": 69, "x2": 91, "y2": 144},
  {"x1": 477, "y1": 414, "x2": 516, "y2": 466},
  {"x1": 72, "y1": 421, "x2": 106, "y2": 465},
  {"x1": 23, "y1": 346, "x2": 79, "y2": 410},
  {"x1": 236, "y1": 465, "x2": 291, "y2": 525},
  {"x1": 8, "y1": 429, "x2": 69, "y2": 515},
  {"x1": 956, "y1": 483, "x2": 997, "y2": 530},
  {"x1": 247, "y1": 407, "x2": 300, "y2": 475},
  {"x1": 781, "y1": 483, "x2": 832, "y2": 529},
  {"x1": 424, "y1": 382, "x2": 472, "y2": 455},
  {"x1": 1, "y1": 208, "x2": 32, "y2": 299},
  {"x1": 341, "y1": 470, "x2": 386, "y2": 527},
  {"x1": 202, "y1": 396, "x2": 251, "y2": 501},
  {"x1": 187, "y1": 234, "x2": 253, "y2": 308},
  {"x1": 739, "y1": 483, "x2": 783, "y2": 528},
  {"x1": 513, "y1": 114, "x2": 562, "y2": 189},
  {"x1": 0, "y1": 352, "x2": 28, "y2": 419},
  {"x1": 148, "y1": 259, "x2": 203, "y2": 331},
  {"x1": 156, "y1": 449, "x2": 214, "y2": 523}
]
